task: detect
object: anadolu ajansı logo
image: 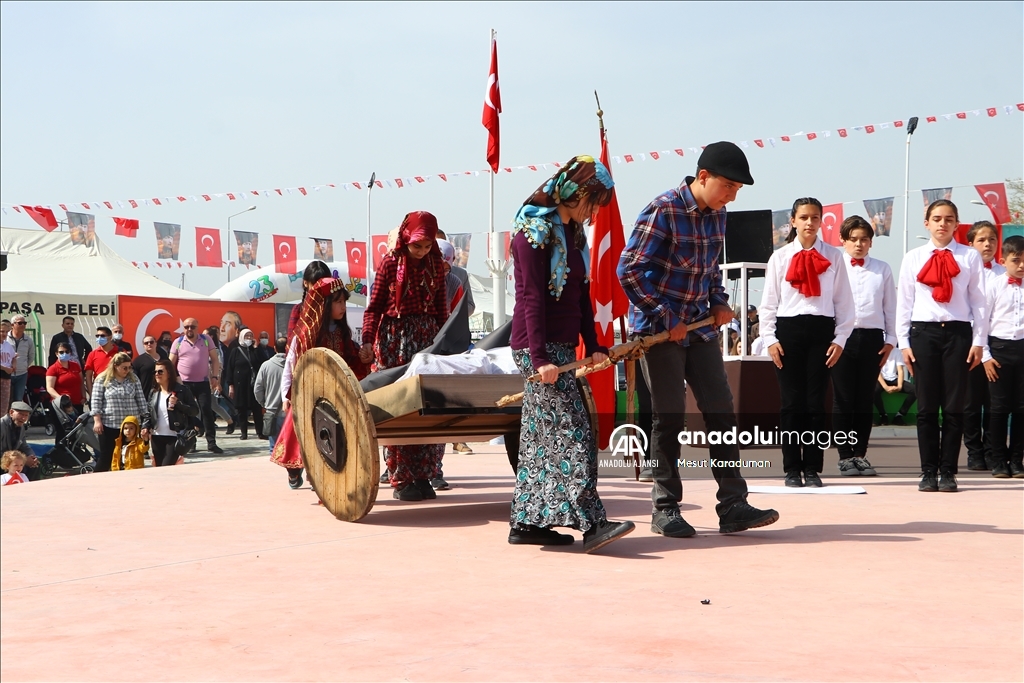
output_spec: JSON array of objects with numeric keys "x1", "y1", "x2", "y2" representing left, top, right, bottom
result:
[{"x1": 609, "y1": 423, "x2": 649, "y2": 463}]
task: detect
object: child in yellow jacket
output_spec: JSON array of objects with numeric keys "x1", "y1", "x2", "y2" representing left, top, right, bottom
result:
[{"x1": 111, "y1": 415, "x2": 149, "y2": 471}]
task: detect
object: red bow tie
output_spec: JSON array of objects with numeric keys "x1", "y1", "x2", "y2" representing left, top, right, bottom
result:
[
  {"x1": 984, "y1": 261, "x2": 993, "y2": 270},
  {"x1": 850, "y1": 258, "x2": 865, "y2": 267},
  {"x1": 1010, "y1": 276, "x2": 1023, "y2": 286}
]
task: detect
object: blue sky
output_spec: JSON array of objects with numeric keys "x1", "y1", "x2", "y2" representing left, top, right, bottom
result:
[{"x1": 2, "y1": 1, "x2": 1021, "y2": 299}]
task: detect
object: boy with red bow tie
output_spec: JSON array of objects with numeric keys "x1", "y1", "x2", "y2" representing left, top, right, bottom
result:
[
  {"x1": 896, "y1": 201, "x2": 987, "y2": 493},
  {"x1": 982, "y1": 235, "x2": 1024, "y2": 478}
]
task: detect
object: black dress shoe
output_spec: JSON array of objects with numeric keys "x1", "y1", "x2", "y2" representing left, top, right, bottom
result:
[
  {"x1": 208, "y1": 444, "x2": 224, "y2": 454},
  {"x1": 938, "y1": 472, "x2": 958, "y2": 492},
  {"x1": 1010, "y1": 461, "x2": 1024, "y2": 479},
  {"x1": 919, "y1": 472, "x2": 938, "y2": 492},
  {"x1": 413, "y1": 479, "x2": 437, "y2": 500},
  {"x1": 804, "y1": 471, "x2": 823, "y2": 487},
  {"x1": 719, "y1": 502, "x2": 780, "y2": 534},
  {"x1": 583, "y1": 520, "x2": 635, "y2": 553},
  {"x1": 893, "y1": 413, "x2": 906, "y2": 426},
  {"x1": 393, "y1": 484, "x2": 423, "y2": 501},
  {"x1": 966, "y1": 457, "x2": 988, "y2": 471},
  {"x1": 508, "y1": 525, "x2": 575, "y2": 546},
  {"x1": 239, "y1": 433, "x2": 248, "y2": 441},
  {"x1": 991, "y1": 461, "x2": 1012, "y2": 478},
  {"x1": 784, "y1": 471, "x2": 804, "y2": 487},
  {"x1": 225, "y1": 423, "x2": 236, "y2": 435}
]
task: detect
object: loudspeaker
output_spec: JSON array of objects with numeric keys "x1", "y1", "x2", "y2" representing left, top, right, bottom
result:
[{"x1": 724, "y1": 209, "x2": 773, "y2": 279}]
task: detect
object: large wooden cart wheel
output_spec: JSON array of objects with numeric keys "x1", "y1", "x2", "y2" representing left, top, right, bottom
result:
[
  {"x1": 292, "y1": 348, "x2": 379, "y2": 521},
  {"x1": 577, "y1": 377, "x2": 600, "y2": 450}
]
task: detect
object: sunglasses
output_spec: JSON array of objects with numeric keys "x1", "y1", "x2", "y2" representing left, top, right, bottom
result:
[
  {"x1": 117, "y1": 364, "x2": 131, "y2": 372},
  {"x1": 144, "y1": 340, "x2": 156, "y2": 344},
  {"x1": 154, "y1": 369, "x2": 166, "y2": 375},
  {"x1": 183, "y1": 325, "x2": 197, "y2": 329},
  {"x1": 13, "y1": 321, "x2": 26, "y2": 326}
]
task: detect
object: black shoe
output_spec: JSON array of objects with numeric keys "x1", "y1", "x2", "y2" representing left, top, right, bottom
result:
[
  {"x1": 239, "y1": 433, "x2": 248, "y2": 441},
  {"x1": 1010, "y1": 461, "x2": 1024, "y2": 479},
  {"x1": 257, "y1": 434, "x2": 268, "y2": 440},
  {"x1": 918, "y1": 472, "x2": 938, "y2": 492},
  {"x1": 651, "y1": 508, "x2": 696, "y2": 538},
  {"x1": 225, "y1": 423, "x2": 236, "y2": 435},
  {"x1": 966, "y1": 456, "x2": 988, "y2": 471},
  {"x1": 804, "y1": 471, "x2": 823, "y2": 488},
  {"x1": 508, "y1": 525, "x2": 575, "y2": 546},
  {"x1": 719, "y1": 502, "x2": 780, "y2": 534},
  {"x1": 429, "y1": 477, "x2": 450, "y2": 491},
  {"x1": 879, "y1": 414, "x2": 890, "y2": 425},
  {"x1": 288, "y1": 472, "x2": 304, "y2": 489},
  {"x1": 188, "y1": 445, "x2": 198, "y2": 454},
  {"x1": 893, "y1": 413, "x2": 906, "y2": 426},
  {"x1": 208, "y1": 444, "x2": 224, "y2": 454},
  {"x1": 393, "y1": 484, "x2": 423, "y2": 501},
  {"x1": 379, "y1": 471, "x2": 390, "y2": 484},
  {"x1": 938, "y1": 472, "x2": 958, "y2": 492},
  {"x1": 785, "y1": 471, "x2": 804, "y2": 487},
  {"x1": 991, "y1": 461, "x2": 1012, "y2": 478},
  {"x1": 413, "y1": 479, "x2": 437, "y2": 500},
  {"x1": 583, "y1": 520, "x2": 635, "y2": 553}
]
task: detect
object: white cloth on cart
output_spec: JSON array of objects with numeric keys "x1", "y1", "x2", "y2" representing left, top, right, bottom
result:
[{"x1": 398, "y1": 347, "x2": 518, "y2": 381}]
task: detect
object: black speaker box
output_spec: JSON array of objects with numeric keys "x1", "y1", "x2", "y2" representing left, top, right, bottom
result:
[{"x1": 724, "y1": 209, "x2": 773, "y2": 279}]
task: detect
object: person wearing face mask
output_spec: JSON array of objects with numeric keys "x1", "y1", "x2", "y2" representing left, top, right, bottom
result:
[
  {"x1": 158, "y1": 331, "x2": 174, "y2": 356},
  {"x1": 84, "y1": 326, "x2": 119, "y2": 399},
  {"x1": 257, "y1": 331, "x2": 275, "y2": 362},
  {"x1": 111, "y1": 323, "x2": 134, "y2": 358},
  {"x1": 46, "y1": 342, "x2": 84, "y2": 412},
  {"x1": 224, "y1": 328, "x2": 266, "y2": 440}
]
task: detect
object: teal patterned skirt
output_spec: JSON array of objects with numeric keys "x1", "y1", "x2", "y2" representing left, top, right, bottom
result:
[{"x1": 510, "y1": 342, "x2": 607, "y2": 532}]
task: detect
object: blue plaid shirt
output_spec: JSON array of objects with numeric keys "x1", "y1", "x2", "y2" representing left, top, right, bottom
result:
[{"x1": 617, "y1": 178, "x2": 729, "y2": 342}]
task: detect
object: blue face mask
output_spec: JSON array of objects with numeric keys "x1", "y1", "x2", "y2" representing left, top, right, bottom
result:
[
  {"x1": 96, "y1": 336, "x2": 108, "y2": 346},
  {"x1": 58, "y1": 352, "x2": 71, "y2": 362}
]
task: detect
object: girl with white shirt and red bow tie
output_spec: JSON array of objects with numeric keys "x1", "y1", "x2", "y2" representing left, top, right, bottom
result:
[
  {"x1": 896, "y1": 200, "x2": 987, "y2": 493},
  {"x1": 760, "y1": 197, "x2": 855, "y2": 488}
]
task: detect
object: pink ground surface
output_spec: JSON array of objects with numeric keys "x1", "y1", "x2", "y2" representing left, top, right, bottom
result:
[{"x1": 1, "y1": 444, "x2": 1022, "y2": 682}]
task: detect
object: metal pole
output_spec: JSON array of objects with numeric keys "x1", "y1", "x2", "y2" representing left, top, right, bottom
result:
[
  {"x1": 226, "y1": 216, "x2": 232, "y2": 283},
  {"x1": 366, "y1": 171, "x2": 376, "y2": 298},
  {"x1": 902, "y1": 117, "x2": 919, "y2": 255}
]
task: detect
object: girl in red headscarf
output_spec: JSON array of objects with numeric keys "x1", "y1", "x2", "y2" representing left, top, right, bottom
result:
[
  {"x1": 759, "y1": 197, "x2": 855, "y2": 488},
  {"x1": 895, "y1": 199, "x2": 987, "y2": 493},
  {"x1": 361, "y1": 211, "x2": 449, "y2": 501}
]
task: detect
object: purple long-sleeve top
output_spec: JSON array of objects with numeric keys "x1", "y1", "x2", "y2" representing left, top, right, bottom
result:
[{"x1": 510, "y1": 226, "x2": 607, "y2": 367}]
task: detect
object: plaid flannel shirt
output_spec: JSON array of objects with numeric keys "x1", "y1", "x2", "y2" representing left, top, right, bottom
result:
[
  {"x1": 363, "y1": 253, "x2": 448, "y2": 347},
  {"x1": 617, "y1": 178, "x2": 729, "y2": 343},
  {"x1": 91, "y1": 374, "x2": 150, "y2": 430}
]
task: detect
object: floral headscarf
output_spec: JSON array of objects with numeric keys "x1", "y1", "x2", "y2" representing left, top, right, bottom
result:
[
  {"x1": 391, "y1": 211, "x2": 447, "y2": 312},
  {"x1": 512, "y1": 155, "x2": 614, "y2": 299}
]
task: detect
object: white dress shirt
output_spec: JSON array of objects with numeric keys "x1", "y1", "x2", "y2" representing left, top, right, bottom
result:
[
  {"x1": 982, "y1": 275, "x2": 1024, "y2": 362},
  {"x1": 759, "y1": 237, "x2": 856, "y2": 348},
  {"x1": 896, "y1": 240, "x2": 987, "y2": 348},
  {"x1": 844, "y1": 254, "x2": 898, "y2": 347},
  {"x1": 879, "y1": 347, "x2": 905, "y2": 382}
]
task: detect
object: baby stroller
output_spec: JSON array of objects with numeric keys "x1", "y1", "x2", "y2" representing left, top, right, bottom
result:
[
  {"x1": 24, "y1": 366, "x2": 55, "y2": 434},
  {"x1": 38, "y1": 395, "x2": 98, "y2": 476}
]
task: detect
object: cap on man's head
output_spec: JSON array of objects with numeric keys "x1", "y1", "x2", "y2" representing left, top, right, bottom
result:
[
  {"x1": 697, "y1": 141, "x2": 754, "y2": 185},
  {"x1": 10, "y1": 401, "x2": 31, "y2": 412},
  {"x1": 748, "y1": 305, "x2": 757, "y2": 312}
]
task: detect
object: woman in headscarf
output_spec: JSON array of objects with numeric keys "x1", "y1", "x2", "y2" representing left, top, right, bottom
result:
[
  {"x1": 361, "y1": 211, "x2": 449, "y2": 501},
  {"x1": 273, "y1": 279, "x2": 370, "y2": 489},
  {"x1": 509, "y1": 155, "x2": 635, "y2": 553},
  {"x1": 224, "y1": 328, "x2": 266, "y2": 440}
]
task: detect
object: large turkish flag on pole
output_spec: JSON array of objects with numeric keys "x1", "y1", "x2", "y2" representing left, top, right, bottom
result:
[
  {"x1": 481, "y1": 33, "x2": 501, "y2": 172},
  {"x1": 975, "y1": 183, "x2": 1011, "y2": 224},
  {"x1": 345, "y1": 240, "x2": 367, "y2": 280},
  {"x1": 273, "y1": 234, "x2": 298, "y2": 274},
  {"x1": 195, "y1": 227, "x2": 223, "y2": 267},
  {"x1": 584, "y1": 129, "x2": 630, "y2": 449}
]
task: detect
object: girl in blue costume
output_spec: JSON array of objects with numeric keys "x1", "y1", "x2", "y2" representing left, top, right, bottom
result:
[{"x1": 508, "y1": 155, "x2": 635, "y2": 553}]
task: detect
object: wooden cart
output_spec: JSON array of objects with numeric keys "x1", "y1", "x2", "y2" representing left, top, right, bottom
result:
[{"x1": 292, "y1": 348, "x2": 599, "y2": 522}]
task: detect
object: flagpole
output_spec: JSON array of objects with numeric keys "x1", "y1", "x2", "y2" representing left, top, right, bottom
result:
[
  {"x1": 484, "y1": 28, "x2": 509, "y2": 330},
  {"x1": 902, "y1": 117, "x2": 919, "y2": 255},
  {"x1": 365, "y1": 171, "x2": 376, "y2": 301}
]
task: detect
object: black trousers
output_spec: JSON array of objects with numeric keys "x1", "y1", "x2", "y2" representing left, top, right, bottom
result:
[
  {"x1": 988, "y1": 337, "x2": 1024, "y2": 465},
  {"x1": 184, "y1": 380, "x2": 217, "y2": 447},
  {"x1": 873, "y1": 380, "x2": 917, "y2": 417},
  {"x1": 831, "y1": 328, "x2": 884, "y2": 460},
  {"x1": 640, "y1": 335, "x2": 748, "y2": 517},
  {"x1": 909, "y1": 321, "x2": 972, "y2": 474},
  {"x1": 96, "y1": 426, "x2": 121, "y2": 473},
  {"x1": 963, "y1": 364, "x2": 992, "y2": 461},
  {"x1": 774, "y1": 315, "x2": 835, "y2": 474},
  {"x1": 151, "y1": 434, "x2": 178, "y2": 466}
]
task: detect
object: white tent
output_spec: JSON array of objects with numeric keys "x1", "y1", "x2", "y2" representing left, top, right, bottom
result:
[
  {"x1": 0, "y1": 227, "x2": 208, "y2": 351},
  {"x1": 210, "y1": 260, "x2": 365, "y2": 306}
]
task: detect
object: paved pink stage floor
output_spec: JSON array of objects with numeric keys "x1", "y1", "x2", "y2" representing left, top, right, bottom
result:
[{"x1": 2, "y1": 444, "x2": 1022, "y2": 681}]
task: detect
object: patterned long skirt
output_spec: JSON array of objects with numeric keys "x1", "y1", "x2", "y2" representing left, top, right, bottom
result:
[
  {"x1": 375, "y1": 314, "x2": 445, "y2": 488},
  {"x1": 510, "y1": 342, "x2": 607, "y2": 532}
]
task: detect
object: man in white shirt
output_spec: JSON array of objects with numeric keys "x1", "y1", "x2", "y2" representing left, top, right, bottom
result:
[
  {"x1": 6, "y1": 315, "x2": 34, "y2": 409},
  {"x1": 0, "y1": 320, "x2": 14, "y2": 414},
  {"x1": 874, "y1": 347, "x2": 916, "y2": 426}
]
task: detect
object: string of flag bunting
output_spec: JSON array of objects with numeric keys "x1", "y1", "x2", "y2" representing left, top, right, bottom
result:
[{"x1": 2, "y1": 102, "x2": 1020, "y2": 215}]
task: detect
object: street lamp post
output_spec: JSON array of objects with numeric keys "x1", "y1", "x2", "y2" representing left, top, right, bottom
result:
[
  {"x1": 226, "y1": 205, "x2": 257, "y2": 283},
  {"x1": 365, "y1": 172, "x2": 376, "y2": 296},
  {"x1": 902, "y1": 116, "x2": 920, "y2": 255}
]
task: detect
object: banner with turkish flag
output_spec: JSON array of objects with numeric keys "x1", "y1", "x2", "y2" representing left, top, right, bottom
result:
[
  {"x1": 482, "y1": 34, "x2": 501, "y2": 172},
  {"x1": 582, "y1": 128, "x2": 630, "y2": 449},
  {"x1": 345, "y1": 240, "x2": 367, "y2": 280},
  {"x1": 21, "y1": 206, "x2": 58, "y2": 232},
  {"x1": 113, "y1": 217, "x2": 139, "y2": 238},
  {"x1": 975, "y1": 183, "x2": 1011, "y2": 224},
  {"x1": 371, "y1": 234, "x2": 390, "y2": 270},
  {"x1": 195, "y1": 226, "x2": 222, "y2": 267},
  {"x1": 820, "y1": 204, "x2": 844, "y2": 246},
  {"x1": 273, "y1": 234, "x2": 297, "y2": 274}
]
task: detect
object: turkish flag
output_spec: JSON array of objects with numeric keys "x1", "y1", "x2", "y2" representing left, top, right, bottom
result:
[
  {"x1": 21, "y1": 206, "x2": 58, "y2": 231},
  {"x1": 481, "y1": 35, "x2": 501, "y2": 172},
  {"x1": 954, "y1": 223, "x2": 972, "y2": 246},
  {"x1": 273, "y1": 234, "x2": 297, "y2": 274},
  {"x1": 113, "y1": 217, "x2": 139, "y2": 237},
  {"x1": 820, "y1": 204, "x2": 844, "y2": 246},
  {"x1": 345, "y1": 240, "x2": 367, "y2": 280},
  {"x1": 195, "y1": 227, "x2": 223, "y2": 267},
  {"x1": 371, "y1": 234, "x2": 390, "y2": 270},
  {"x1": 975, "y1": 183, "x2": 1011, "y2": 224},
  {"x1": 581, "y1": 129, "x2": 630, "y2": 449}
]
